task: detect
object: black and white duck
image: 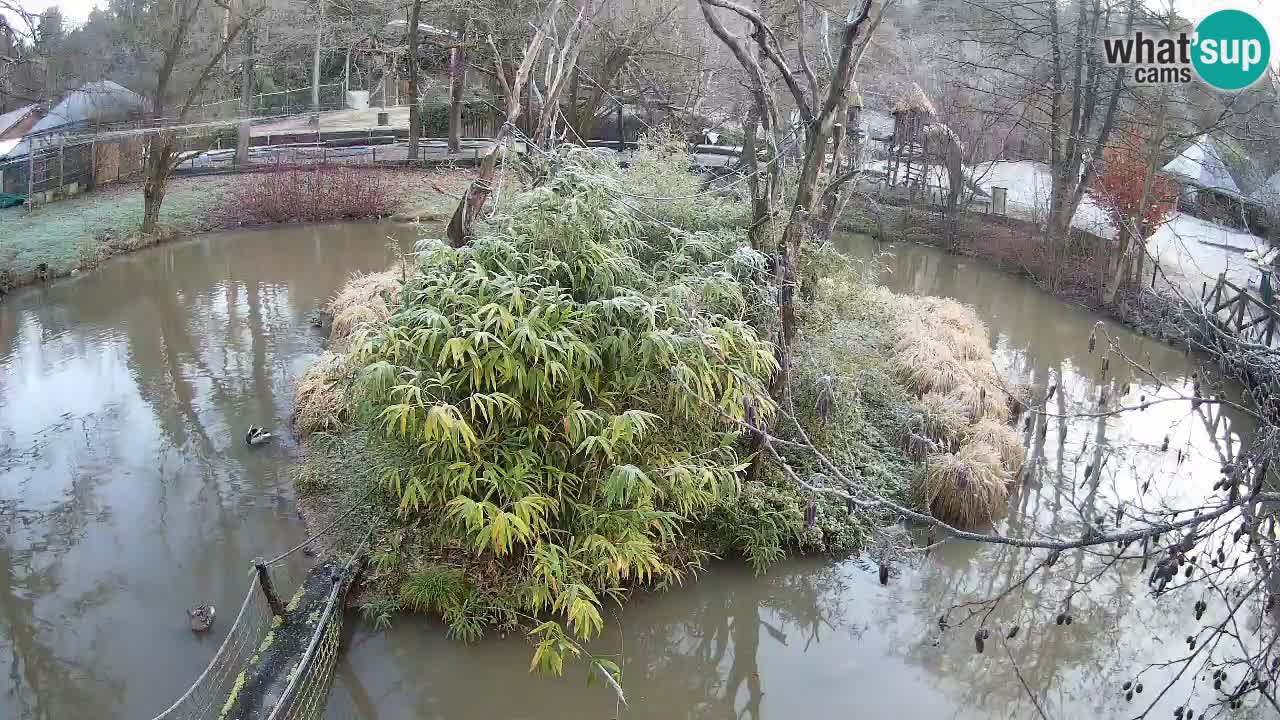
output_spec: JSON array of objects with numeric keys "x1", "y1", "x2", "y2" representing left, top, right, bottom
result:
[{"x1": 245, "y1": 426, "x2": 273, "y2": 447}]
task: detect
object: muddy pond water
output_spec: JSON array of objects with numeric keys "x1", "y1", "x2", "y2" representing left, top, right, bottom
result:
[{"x1": 0, "y1": 226, "x2": 1260, "y2": 719}]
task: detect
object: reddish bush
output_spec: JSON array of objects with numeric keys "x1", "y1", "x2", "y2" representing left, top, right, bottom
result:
[
  {"x1": 224, "y1": 166, "x2": 401, "y2": 225},
  {"x1": 1091, "y1": 129, "x2": 1179, "y2": 234}
]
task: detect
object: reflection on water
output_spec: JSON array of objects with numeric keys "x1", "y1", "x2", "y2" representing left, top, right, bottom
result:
[
  {"x1": 328, "y1": 235, "x2": 1260, "y2": 719},
  {"x1": 0, "y1": 222, "x2": 418, "y2": 720}
]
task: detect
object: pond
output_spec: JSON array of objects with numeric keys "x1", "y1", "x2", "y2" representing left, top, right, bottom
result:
[
  {"x1": 0, "y1": 222, "x2": 419, "y2": 720},
  {"x1": 0, "y1": 226, "x2": 1258, "y2": 719}
]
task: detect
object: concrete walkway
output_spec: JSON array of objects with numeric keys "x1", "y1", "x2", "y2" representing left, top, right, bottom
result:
[{"x1": 251, "y1": 106, "x2": 413, "y2": 136}]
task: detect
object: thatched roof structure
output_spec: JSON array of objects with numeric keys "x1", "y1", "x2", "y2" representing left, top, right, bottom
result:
[{"x1": 893, "y1": 83, "x2": 936, "y2": 116}]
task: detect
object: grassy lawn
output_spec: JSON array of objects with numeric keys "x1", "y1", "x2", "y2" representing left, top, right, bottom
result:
[
  {"x1": 0, "y1": 168, "x2": 473, "y2": 287},
  {"x1": 1, "y1": 176, "x2": 236, "y2": 280}
]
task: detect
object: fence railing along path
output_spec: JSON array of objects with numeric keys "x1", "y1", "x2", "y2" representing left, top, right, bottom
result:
[
  {"x1": 1202, "y1": 272, "x2": 1280, "y2": 348},
  {"x1": 147, "y1": 518, "x2": 368, "y2": 720}
]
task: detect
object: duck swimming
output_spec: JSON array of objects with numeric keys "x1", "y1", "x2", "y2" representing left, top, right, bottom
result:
[
  {"x1": 245, "y1": 426, "x2": 273, "y2": 447},
  {"x1": 188, "y1": 604, "x2": 216, "y2": 632}
]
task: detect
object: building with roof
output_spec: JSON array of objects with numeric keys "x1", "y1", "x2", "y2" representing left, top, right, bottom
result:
[
  {"x1": 1160, "y1": 134, "x2": 1260, "y2": 229},
  {"x1": 0, "y1": 81, "x2": 146, "y2": 161},
  {"x1": 0, "y1": 82, "x2": 147, "y2": 201},
  {"x1": 0, "y1": 104, "x2": 43, "y2": 160}
]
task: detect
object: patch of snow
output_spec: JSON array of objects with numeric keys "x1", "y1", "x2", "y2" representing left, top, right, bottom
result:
[
  {"x1": 1145, "y1": 212, "x2": 1273, "y2": 298},
  {"x1": 971, "y1": 160, "x2": 1117, "y2": 239},
  {"x1": 860, "y1": 109, "x2": 894, "y2": 140}
]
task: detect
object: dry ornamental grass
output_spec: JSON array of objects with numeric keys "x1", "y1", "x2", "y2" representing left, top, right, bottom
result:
[
  {"x1": 879, "y1": 289, "x2": 1027, "y2": 526},
  {"x1": 327, "y1": 270, "x2": 403, "y2": 350}
]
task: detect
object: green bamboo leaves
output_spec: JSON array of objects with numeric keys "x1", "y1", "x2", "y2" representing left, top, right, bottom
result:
[{"x1": 353, "y1": 151, "x2": 777, "y2": 654}]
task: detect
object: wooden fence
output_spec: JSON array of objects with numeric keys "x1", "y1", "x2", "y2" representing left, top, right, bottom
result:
[{"x1": 1202, "y1": 273, "x2": 1280, "y2": 347}]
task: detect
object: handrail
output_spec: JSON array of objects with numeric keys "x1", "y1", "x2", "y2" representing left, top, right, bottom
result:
[
  {"x1": 263, "y1": 574, "x2": 345, "y2": 720},
  {"x1": 149, "y1": 572, "x2": 258, "y2": 720}
]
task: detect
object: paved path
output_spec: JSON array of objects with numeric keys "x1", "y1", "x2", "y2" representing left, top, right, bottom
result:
[{"x1": 251, "y1": 106, "x2": 413, "y2": 136}]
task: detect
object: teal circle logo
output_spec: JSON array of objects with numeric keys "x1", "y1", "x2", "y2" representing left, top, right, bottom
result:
[{"x1": 1192, "y1": 9, "x2": 1270, "y2": 91}]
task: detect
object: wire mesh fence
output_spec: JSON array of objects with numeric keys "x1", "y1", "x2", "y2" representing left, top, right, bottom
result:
[
  {"x1": 0, "y1": 135, "x2": 147, "y2": 203},
  {"x1": 144, "y1": 554, "x2": 354, "y2": 720},
  {"x1": 267, "y1": 577, "x2": 349, "y2": 720},
  {"x1": 149, "y1": 572, "x2": 281, "y2": 720},
  {"x1": 192, "y1": 84, "x2": 347, "y2": 123}
]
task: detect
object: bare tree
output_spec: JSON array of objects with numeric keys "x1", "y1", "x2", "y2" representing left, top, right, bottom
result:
[
  {"x1": 444, "y1": 0, "x2": 592, "y2": 247},
  {"x1": 945, "y1": 0, "x2": 1132, "y2": 290},
  {"x1": 110, "y1": 0, "x2": 263, "y2": 233},
  {"x1": 406, "y1": 0, "x2": 423, "y2": 159},
  {"x1": 698, "y1": 0, "x2": 884, "y2": 403}
]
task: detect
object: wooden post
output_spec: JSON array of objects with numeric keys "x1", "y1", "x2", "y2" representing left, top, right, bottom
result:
[
  {"x1": 26, "y1": 145, "x2": 35, "y2": 202},
  {"x1": 1234, "y1": 289, "x2": 1248, "y2": 334},
  {"x1": 254, "y1": 557, "x2": 286, "y2": 616},
  {"x1": 616, "y1": 101, "x2": 624, "y2": 153}
]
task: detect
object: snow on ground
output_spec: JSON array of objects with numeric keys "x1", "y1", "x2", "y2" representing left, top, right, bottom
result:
[
  {"x1": 860, "y1": 157, "x2": 1118, "y2": 238},
  {"x1": 971, "y1": 160, "x2": 1117, "y2": 239},
  {"x1": 1146, "y1": 212, "x2": 1273, "y2": 298},
  {"x1": 859, "y1": 151, "x2": 1274, "y2": 302}
]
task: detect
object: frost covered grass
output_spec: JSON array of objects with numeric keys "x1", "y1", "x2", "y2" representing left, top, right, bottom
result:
[
  {"x1": 0, "y1": 176, "x2": 236, "y2": 284},
  {"x1": 868, "y1": 286, "x2": 1026, "y2": 526},
  {"x1": 0, "y1": 168, "x2": 468, "y2": 290}
]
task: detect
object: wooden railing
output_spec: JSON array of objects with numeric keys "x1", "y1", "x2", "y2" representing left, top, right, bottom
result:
[{"x1": 1202, "y1": 273, "x2": 1280, "y2": 346}]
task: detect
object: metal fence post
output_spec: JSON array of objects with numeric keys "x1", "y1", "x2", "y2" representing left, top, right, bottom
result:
[
  {"x1": 26, "y1": 147, "x2": 34, "y2": 204},
  {"x1": 254, "y1": 557, "x2": 286, "y2": 616}
]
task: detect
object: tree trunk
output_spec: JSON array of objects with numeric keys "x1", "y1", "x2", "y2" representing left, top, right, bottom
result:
[
  {"x1": 741, "y1": 106, "x2": 766, "y2": 251},
  {"x1": 447, "y1": 42, "x2": 467, "y2": 153},
  {"x1": 446, "y1": 2, "x2": 563, "y2": 246},
  {"x1": 237, "y1": 24, "x2": 255, "y2": 166},
  {"x1": 142, "y1": 135, "x2": 173, "y2": 235},
  {"x1": 311, "y1": 0, "x2": 323, "y2": 117},
  {"x1": 406, "y1": 0, "x2": 422, "y2": 160}
]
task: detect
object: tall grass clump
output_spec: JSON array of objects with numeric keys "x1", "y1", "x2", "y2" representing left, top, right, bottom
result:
[
  {"x1": 872, "y1": 287, "x2": 1026, "y2": 526},
  {"x1": 292, "y1": 352, "x2": 352, "y2": 435},
  {"x1": 328, "y1": 269, "x2": 403, "y2": 350},
  {"x1": 921, "y1": 442, "x2": 1012, "y2": 528},
  {"x1": 344, "y1": 151, "x2": 780, "y2": 667}
]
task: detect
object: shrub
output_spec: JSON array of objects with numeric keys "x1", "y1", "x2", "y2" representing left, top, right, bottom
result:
[
  {"x1": 225, "y1": 166, "x2": 400, "y2": 225},
  {"x1": 347, "y1": 152, "x2": 777, "y2": 660},
  {"x1": 624, "y1": 131, "x2": 748, "y2": 232}
]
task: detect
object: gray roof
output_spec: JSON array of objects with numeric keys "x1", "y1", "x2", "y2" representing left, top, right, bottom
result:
[
  {"x1": 29, "y1": 81, "x2": 146, "y2": 134},
  {"x1": 1252, "y1": 168, "x2": 1280, "y2": 205},
  {"x1": 0, "y1": 104, "x2": 38, "y2": 136},
  {"x1": 1161, "y1": 135, "x2": 1241, "y2": 195}
]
